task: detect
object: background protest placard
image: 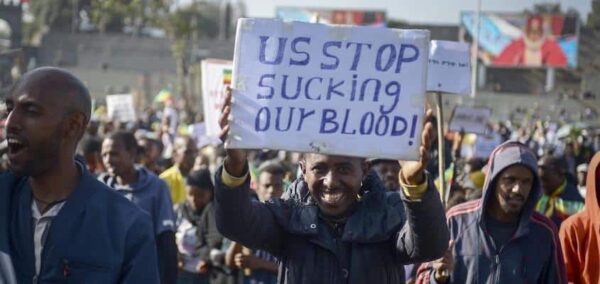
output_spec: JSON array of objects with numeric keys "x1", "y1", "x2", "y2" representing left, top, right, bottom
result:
[
  {"x1": 227, "y1": 18, "x2": 429, "y2": 160},
  {"x1": 448, "y1": 106, "x2": 491, "y2": 135},
  {"x1": 473, "y1": 132, "x2": 502, "y2": 159},
  {"x1": 106, "y1": 94, "x2": 136, "y2": 122},
  {"x1": 427, "y1": 40, "x2": 471, "y2": 95},
  {"x1": 201, "y1": 59, "x2": 233, "y2": 138}
]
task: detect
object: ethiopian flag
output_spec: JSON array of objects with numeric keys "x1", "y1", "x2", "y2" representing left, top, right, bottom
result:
[{"x1": 223, "y1": 69, "x2": 232, "y2": 85}]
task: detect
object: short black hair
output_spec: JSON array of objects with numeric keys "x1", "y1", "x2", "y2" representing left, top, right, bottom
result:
[
  {"x1": 538, "y1": 154, "x2": 566, "y2": 174},
  {"x1": 186, "y1": 169, "x2": 214, "y2": 191},
  {"x1": 107, "y1": 131, "x2": 139, "y2": 154},
  {"x1": 369, "y1": 158, "x2": 398, "y2": 167},
  {"x1": 139, "y1": 136, "x2": 164, "y2": 153},
  {"x1": 257, "y1": 160, "x2": 286, "y2": 177},
  {"x1": 81, "y1": 137, "x2": 102, "y2": 155}
]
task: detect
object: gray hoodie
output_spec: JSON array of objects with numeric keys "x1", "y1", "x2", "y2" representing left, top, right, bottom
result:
[{"x1": 417, "y1": 141, "x2": 567, "y2": 284}]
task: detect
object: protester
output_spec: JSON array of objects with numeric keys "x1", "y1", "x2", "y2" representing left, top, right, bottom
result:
[
  {"x1": 0, "y1": 67, "x2": 158, "y2": 283},
  {"x1": 161, "y1": 98, "x2": 179, "y2": 158},
  {"x1": 161, "y1": 136, "x2": 199, "y2": 204},
  {"x1": 255, "y1": 160, "x2": 286, "y2": 202},
  {"x1": 138, "y1": 135, "x2": 165, "y2": 175},
  {"x1": 79, "y1": 135, "x2": 105, "y2": 175},
  {"x1": 214, "y1": 90, "x2": 449, "y2": 283},
  {"x1": 425, "y1": 117, "x2": 453, "y2": 180},
  {"x1": 174, "y1": 169, "x2": 223, "y2": 284},
  {"x1": 228, "y1": 160, "x2": 286, "y2": 284},
  {"x1": 98, "y1": 131, "x2": 178, "y2": 283},
  {"x1": 416, "y1": 141, "x2": 566, "y2": 283},
  {"x1": 559, "y1": 152, "x2": 600, "y2": 284},
  {"x1": 370, "y1": 159, "x2": 401, "y2": 192},
  {"x1": 535, "y1": 154, "x2": 584, "y2": 227}
]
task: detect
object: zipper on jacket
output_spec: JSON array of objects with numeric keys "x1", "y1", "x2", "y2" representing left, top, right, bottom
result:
[
  {"x1": 493, "y1": 254, "x2": 500, "y2": 283},
  {"x1": 492, "y1": 242, "x2": 510, "y2": 284}
]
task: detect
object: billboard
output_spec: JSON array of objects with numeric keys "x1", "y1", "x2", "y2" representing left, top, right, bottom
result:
[
  {"x1": 276, "y1": 7, "x2": 386, "y2": 27},
  {"x1": 461, "y1": 12, "x2": 578, "y2": 68}
]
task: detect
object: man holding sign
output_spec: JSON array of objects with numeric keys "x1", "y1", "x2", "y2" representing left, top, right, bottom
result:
[{"x1": 215, "y1": 86, "x2": 448, "y2": 283}]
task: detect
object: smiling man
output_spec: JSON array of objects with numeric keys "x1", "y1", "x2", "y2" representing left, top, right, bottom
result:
[
  {"x1": 416, "y1": 142, "x2": 566, "y2": 283},
  {"x1": 213, "y1": 90, "x2": 449, "y2": 283},
  {"x1": 0, "y1": 67, "x2": 158, "y2": 283}
]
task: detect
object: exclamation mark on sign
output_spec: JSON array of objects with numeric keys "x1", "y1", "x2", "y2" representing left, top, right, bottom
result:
[{"x1": 408, "y1": 114, "x2": 418, "y2": 146}]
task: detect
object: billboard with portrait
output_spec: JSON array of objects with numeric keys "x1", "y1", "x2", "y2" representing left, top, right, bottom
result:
[
  {"x1": 276, "y1": 7, "x2": 386, "y2": 27},
  {"x1": 461, "y1": 12, "x2": 578, "y2": 68}
]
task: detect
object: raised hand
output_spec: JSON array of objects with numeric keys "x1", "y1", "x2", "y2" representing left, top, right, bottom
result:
[
  {"x1": 399, "y1": 108, "x2": 435, "y2": 185},
  {"x1": 219, "y1": 88, "x2": 248, "y2": 176}
]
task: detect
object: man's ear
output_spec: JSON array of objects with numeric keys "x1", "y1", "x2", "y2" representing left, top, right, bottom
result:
[
  {"x1": 64, "y1": 112, "x2": 87, "y2": 140},
  {"x1": 299, "y1": 160, "x2": 307, "y2": 176}
]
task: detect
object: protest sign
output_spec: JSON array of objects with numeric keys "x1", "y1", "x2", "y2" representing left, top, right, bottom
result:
[
  {"x1": 106, "y1": 94, "x2": 136, "y2": 122},
  {"x1": 227, "y1": 18, "x2": 430, "y2": 160},
  {"x1": 448, "y1": 106, "x2": 491, "y2": 135},
  {"x1": 201, "y1": 59, "x2": 233, "y2": 137},
  {"x1": 474, "y1": 132, "x2": 502, "y2": 159},
  {"x1": 427, "y1": 40, "x2": 471, "y2": 95}
]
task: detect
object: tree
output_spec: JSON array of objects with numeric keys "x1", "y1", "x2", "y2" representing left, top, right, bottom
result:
[
  {"x1": 587, "y1": 0, "x2": 600, "y2": 29},
  {"x1": 24, "y1": 0, "x2": 89, "y2": 41},
  {"x1": 90, "y1": 0, "x2": 143, "y2": 33},
  {"x1": 146, "y1": 1, "x2": 219, "y2": 111}
]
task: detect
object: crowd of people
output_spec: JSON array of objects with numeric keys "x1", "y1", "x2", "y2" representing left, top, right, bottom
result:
[{"x1": 0, "y1": 67, "x2": 599, "y2": 284}]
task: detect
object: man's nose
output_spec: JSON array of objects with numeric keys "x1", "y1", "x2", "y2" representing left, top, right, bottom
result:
[
  {"x1": 511, "y1": 182, "x2": 524, "y2": 193},
  {"x1": 323, "y1": 171, "x2": 340, "y2": 188},
  {"x1": 5, "y1": 109, "x2": 22, "y2": 133},
  {"x1": 323, "y1": 171, "x2": 333, "y2": 187}
]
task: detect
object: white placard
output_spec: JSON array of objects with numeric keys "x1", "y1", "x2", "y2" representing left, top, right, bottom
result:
[
  {"x1": 448, "y1": 106, "x2": 491, "y2": 135},
  {"x1": 201, "y1": 59, "x2": 233, "y2": 137},
  {"x1": 227, "y1": 18, "x2": 430, "y2": 160},
  {"x1": 427, "y1": 40, "x2": 471, "y2": 95},
  {"x1": 106, "y1": 94, "x2": 136, "y2": 122}
]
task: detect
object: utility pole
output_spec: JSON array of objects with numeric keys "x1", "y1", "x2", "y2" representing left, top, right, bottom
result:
[{"x1": 471, "y1": 0, "x2": 481, "y2": 98}]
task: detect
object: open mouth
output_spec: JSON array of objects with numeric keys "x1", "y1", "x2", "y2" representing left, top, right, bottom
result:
[
  {"x1": 7, "y1": 137, "x2": 27, "y2": 158},
  {"x1": 320, "y1": 191, "x2": 345, "y2": 205}
]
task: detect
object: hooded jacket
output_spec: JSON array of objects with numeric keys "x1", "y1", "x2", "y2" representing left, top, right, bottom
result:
[
  {"x1": 417, "y1": 141, "x2": 566, "y2": 284},
  {"x1": 98, "y1": 166, "x2": 177, "y2": 284},
  {"x1": 214, "y1": 167, "x2": 449, "y2": 284},
  {"x1": 98, "y1": 166, "x2": 176, "y2": 236},
  {"x1": 559, "y1": 152, "x2": 600, "y2": 284}
]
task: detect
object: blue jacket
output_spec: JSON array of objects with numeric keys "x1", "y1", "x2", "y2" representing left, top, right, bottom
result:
[
  {"x1": 0, "y1": 164, "x2": 159, "y2": 283},
  {"x1": 0, "y1": 171, "x2": 17, "y2": 284},
  {"x1": 98, "y1": 166, "x2": 176, "y2": 236},
  {"x1": 214, "y1": 167, "x2": 449, "y2": 284},
  {"x1": 417, "y1": 141, "x2": 567, "y2": 284}
]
